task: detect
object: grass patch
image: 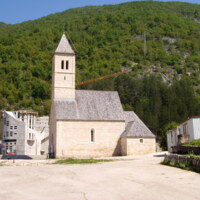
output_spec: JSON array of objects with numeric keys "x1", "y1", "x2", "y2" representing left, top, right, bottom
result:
[
  {"x1": 0, "y1": 161, "x2": 6, "y2": 166},
  {"x1": 186, "y1": 153, "x2": 200, "y2": 157},
  {"x1": 162, "y1": 159, "x2": 200, "y2": 173},
  {"x1": 55, "y1": 158, "x2": 112, "y2": 165},
  {"x1": 162, "y1": 160, "x2": 190, "y2": 170},
  {"x1": 183, "y1": 139, "x2": 200, "y2": 147}
]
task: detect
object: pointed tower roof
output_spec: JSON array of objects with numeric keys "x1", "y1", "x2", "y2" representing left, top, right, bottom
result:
[{"x1": 55, "y1": 34, "x2": 75, "y2": 54}]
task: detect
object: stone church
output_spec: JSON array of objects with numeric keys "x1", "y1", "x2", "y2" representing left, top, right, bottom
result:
[{"x1": 49, "y1": 34, "x2": 155, "y2": 158}]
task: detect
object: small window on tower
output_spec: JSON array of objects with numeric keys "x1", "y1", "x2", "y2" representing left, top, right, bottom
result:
[
  {"x1": 61, "y1": 60, "x2": 64, "y2": 69},
  {"x1": 66, "y1": 61, "x2": 69, "y2": 70}
]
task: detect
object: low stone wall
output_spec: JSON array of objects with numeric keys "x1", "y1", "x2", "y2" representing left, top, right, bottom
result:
[
  {"x1": 172, "y1": 146, "x2": 200, "y2": 154},
  {"x1": 163, "y1": 154, "x2": 200, "y2": 172}
]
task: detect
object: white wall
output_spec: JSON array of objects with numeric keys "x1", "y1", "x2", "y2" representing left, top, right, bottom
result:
[
  {"x1": 178, "y1": 118, "x2": 200, "y2": 141},
  {"x1": 166, "y1": 128, "x2": 178, "y2": 152},
  {"x1": 49, "y1": 104, "x2": 57, "y2": 156},
  {"x1": 2, "y1": 112, "x2": 26, "y2": 155},
  {"x1": 2, "y1": 111, "x2": 49, "y2": 156},
  {"x1": 35, "y1": 116, "x2": 49, "y2": 155},
  {"x1": 192, "y1": 118, "x2": 200, "y2": 140},
  {"x1": 167, "y1": 118, "x2": 200, "y2": 152}
]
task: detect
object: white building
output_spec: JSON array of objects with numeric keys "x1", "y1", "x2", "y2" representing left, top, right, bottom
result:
[
  {"x1": 167, "y1": 116, "x2": 200, "y2": 152},
  {"x1": 1, "y1": 110, "x2": 49, "y2": 156},
  {"x1": 49, "y1": 34, "x2": 156, "y2": 158}
]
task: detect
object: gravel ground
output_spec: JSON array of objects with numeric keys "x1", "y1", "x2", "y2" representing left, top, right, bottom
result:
[{"x1": 0, "y1": 152, "x2": 199, "y2": 200}]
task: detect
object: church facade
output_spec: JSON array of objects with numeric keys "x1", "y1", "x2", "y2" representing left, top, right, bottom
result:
[{"x1": 49, "y1": 34, "x2": 156, "y2": 158}]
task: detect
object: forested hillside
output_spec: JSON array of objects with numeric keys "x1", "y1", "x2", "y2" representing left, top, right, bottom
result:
[{"x1": 0, "y1": 1, "x2": 200, "y2": 146}]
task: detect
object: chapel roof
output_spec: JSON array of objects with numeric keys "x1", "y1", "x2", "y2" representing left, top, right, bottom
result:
[
  {"x1": 55, "y1": 33, "x2": 75, "y2": 54},
  {"x1": 121, "y1": 111, "x2": 155, "y2": 138},
  {"x1": 53, "y1": 91, "x2": 155, "y2": 138},
  {"x1": 53, "y1": 90, "x2": 125, "y2": 121}
]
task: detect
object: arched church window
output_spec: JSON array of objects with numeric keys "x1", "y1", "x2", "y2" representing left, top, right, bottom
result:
[
  {"x1": 61, "y1": 60, "x2": 64, "y2": 69},
  {"x1": 66, "y1": 61, "x2": 69, "y2": 70},
  {"x1": 91, "y1": 129, "x2": 95, "y2": 142}
]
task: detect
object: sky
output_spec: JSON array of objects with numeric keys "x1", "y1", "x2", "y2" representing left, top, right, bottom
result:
[{"x1": 0, "y1": 0, "x2": 199, "y2": 24}]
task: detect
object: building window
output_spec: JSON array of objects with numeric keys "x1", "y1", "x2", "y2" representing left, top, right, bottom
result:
[
  {"x1": 61, "y1": 60, "x2": 64, "y2": 69},
  {"x1": 14, "y1": 150, "x2": 17, "y2": 154},
  {"x1": 4, "y1": 118, "x2": 6, "y2": 125},
  {"x1": 66, "y1": 61, "x2": 69, "y2": 70},
  {"x1": 10, "y1": 131, "x2": 13, "y2": 137},
  {"x1": 6, "y1": 121, "x2": 9, "y2": 126},
  {"x1": 14, "y1": 126, "x2": 17, "y2": 129},
  {"x1": 6, "y1": 132, "x2": 9, "y2": 137},
  {"x1": 29, "y1": 133, "x2": 31, "y2": 139},
  {"x1": 14, "y1": 133, "x2": 17, "y2": 135},
  {"x1": 64, "y1": 76, "x2": 66, "y2": 80},
  {"x1": 140, "y1": 139, "x2": 143, "y2": 143},
  {"x1": 10, "y1": 126, "x2": 13, "y2": 129},
  {"x1": 91, "y1": 129, "x2": 95, "y2": 142}
]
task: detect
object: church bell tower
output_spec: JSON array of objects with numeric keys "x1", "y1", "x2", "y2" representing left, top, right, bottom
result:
[{"x1": 52, "y1": 34, "x2": 75, "y2": 99}]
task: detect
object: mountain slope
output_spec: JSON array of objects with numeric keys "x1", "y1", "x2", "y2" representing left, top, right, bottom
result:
[{"x1": 0, "y1": 1, "x2": 200, "y2": 140}]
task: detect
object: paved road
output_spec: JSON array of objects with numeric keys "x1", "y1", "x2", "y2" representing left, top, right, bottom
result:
[{"x1": 0, "y1": 153, "x2": 199, "y2": 200}]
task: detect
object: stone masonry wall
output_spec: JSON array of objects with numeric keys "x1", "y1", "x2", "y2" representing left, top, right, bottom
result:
[
  {"x1": 163, "y1": 154, "x2": 200, "y2": 172},
  {"x1": 55, "y1": 120, "x2": 125, "y2": 158},
  {"x1": 121, "y1": 137, "x2": 156, "y2": 156}
]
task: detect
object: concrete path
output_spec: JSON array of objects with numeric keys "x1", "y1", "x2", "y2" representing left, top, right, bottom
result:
[{"x1": 0, "y1": 153, "x2": 199, "y2": 200}]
